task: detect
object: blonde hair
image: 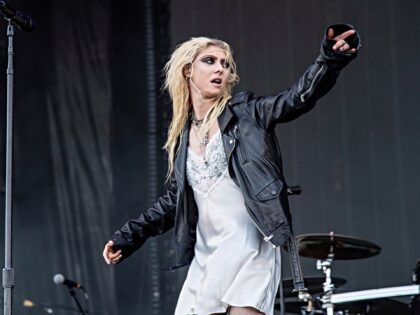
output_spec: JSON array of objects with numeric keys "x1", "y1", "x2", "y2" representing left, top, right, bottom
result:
[{"x1": 163, "y1": 37, "x2": 239, "y2": 178}]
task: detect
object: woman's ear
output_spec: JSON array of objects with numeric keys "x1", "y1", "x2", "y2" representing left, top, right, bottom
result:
[{"x1": 183, "y1": 64, "x2": 191, "y2": 78}]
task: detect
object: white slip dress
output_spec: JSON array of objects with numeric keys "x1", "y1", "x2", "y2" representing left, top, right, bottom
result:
[{"x1": 174, "y1": 130, "x2": 281, "y2": 315}]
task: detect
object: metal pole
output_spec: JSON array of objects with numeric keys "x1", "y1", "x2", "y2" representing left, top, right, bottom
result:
[{"x1": 3, "y1": 19, "x2": 15, "y2": 315}]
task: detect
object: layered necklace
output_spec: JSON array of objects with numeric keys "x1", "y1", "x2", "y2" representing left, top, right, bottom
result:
[{"x1": 190, "y1": 111, "x2": 209, "y2": 166}]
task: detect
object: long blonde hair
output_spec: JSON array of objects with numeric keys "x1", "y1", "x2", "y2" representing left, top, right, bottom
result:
[{"x1": 163, "y1": 37, "x2": 239, "y2": 178}]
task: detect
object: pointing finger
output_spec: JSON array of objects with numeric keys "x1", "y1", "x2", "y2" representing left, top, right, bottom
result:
[{"x1": 334, "y1": 29, "x2": 355, "y2": 41}]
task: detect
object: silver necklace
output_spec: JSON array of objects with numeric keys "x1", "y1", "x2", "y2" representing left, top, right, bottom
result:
[
  {"x1": 191, "y1": 111, "x2": 204, "y2": 127},
  {"x1": 191, "y1": 114, "x2": 209, "y2": 166}
]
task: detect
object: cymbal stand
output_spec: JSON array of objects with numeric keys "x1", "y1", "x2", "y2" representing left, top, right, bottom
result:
[{"x1": 317, "y1": 253, "x2": 335, "y2": 315}]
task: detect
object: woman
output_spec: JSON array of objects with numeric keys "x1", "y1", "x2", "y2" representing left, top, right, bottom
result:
[{"x1": 103, "y1": 24, "x2": 360, "y2": 315}]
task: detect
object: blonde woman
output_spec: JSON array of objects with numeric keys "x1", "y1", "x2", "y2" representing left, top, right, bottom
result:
[{"x1": 103, "y1": 24, "x2": 360, "y2": 315}]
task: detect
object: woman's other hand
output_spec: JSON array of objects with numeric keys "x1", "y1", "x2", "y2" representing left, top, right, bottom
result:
[
  {"x1": 103, "y1": 240, "x2": 122, "y2": 265},
  {"x1": 327, "y1": 28, "x2": 358, "y2": 54}
]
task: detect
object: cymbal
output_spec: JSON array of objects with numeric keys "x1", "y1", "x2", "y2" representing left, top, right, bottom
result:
[
  {"x1": 276, "y1": 298, "x2": 409, "y2": 315},
  {"x1": 282, "y1": 276, "x2": 346, "y2": 297},
  {"x1": 291, "y1": 233, "x2": 381, "y2": 260}
]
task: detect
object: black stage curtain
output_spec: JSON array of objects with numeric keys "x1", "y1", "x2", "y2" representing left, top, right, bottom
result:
[
  {"x1": 0, "y1": 0, "x2": 172, "y2": 314},
  {"x1": 0, "y1": 1, "x2": 419, "y2": 315}
]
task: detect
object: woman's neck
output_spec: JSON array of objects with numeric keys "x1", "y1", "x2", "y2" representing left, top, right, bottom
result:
[{"x1": 190, "y1": 94, "x2": 214, "y2": 120}]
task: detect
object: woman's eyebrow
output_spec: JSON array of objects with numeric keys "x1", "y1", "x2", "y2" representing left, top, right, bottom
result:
[{"x1": 200, "y1": 54, "x2": 216, "y2": 58}]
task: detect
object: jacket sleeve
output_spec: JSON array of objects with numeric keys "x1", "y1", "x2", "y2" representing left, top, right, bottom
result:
[
  {"x1": 246, "y1": 24, "x2": 360, "y2": 132},
  {"x1": 109, "y1": 174, "x2": 178, "y2": 262}
]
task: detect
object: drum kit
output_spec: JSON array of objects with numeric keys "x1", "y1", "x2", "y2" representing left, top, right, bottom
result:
[{"x1": 277, "y1": 231, "x2": 420, "y2": 315}]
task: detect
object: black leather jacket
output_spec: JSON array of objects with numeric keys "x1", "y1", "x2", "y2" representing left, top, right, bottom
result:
[{"x1": 111, "y1": 24, "x2": 360, "y2": 293}]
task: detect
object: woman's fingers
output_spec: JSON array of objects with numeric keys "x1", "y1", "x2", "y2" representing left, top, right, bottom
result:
[
  {"x1": 327, "y1": 28, "x2": 334, "y2": 39},
  {"x1": 102, "y1": 243, "x2": 111, "y2": 264},
  {"x1": 108, "y1": 249, "x2": 122, "y2": 259},
  {"x1": 333, "y1": 29, "x2": 355, "y2": 41},
  {"x1": 333, "y1": 39, "x2": 350, "y2": 51},
  {"x1": 327, "y1": 28, "x2": 357, "y2": 53},
  {"x1": 110, "y1": 254, "x2": 122, "y2": 264},
  {"x1": 103, "y1": 240, "x2": 122, "y2": 265},
  {"x1": 333, "y1": 39, "x2": 357, "y2": 53}
]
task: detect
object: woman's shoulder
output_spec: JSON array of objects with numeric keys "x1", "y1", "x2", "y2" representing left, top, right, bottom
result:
[{"x1": 230, "y1": 91, "x2": 253, "y2": 106}]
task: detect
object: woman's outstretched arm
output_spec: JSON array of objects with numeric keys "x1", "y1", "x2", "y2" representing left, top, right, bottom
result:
[
  {"x1": 103, "y1": 174, "x2": 178, "y2": 264},
  {"x1": 244, "y1": 24, "x2": 361, "y2": 132}
]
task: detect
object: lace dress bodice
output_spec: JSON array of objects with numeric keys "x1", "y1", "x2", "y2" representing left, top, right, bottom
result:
[{"x1": 186, "y1": 130, "x2": 228, "y2": 197}]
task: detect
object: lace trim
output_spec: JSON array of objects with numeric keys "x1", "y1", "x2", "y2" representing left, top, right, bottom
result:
[{"x1": 187, "y1": 130, "x2": 228, "y2": 197}]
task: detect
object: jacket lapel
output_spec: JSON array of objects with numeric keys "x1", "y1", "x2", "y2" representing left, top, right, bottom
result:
[{"x1": 218, "y1": 101, "x2": 234, "y2": 132}]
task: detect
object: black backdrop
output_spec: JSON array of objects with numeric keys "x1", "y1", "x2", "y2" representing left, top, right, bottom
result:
[{"x1": 0, "y1": 1, "x2": 419, "y2": 314}]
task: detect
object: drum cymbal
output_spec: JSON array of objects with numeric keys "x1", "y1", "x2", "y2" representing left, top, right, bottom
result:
[
  {"x1": 282, "y1": 276, "x2": 346, "y2": 297},
  {"x1": 291, "y1": 233, "x2": 381, "y2": 260}
]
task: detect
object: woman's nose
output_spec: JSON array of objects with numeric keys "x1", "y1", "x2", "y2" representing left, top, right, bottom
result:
[{"x1": 214, "y1": 63, "x2": 224, "y2": 73}]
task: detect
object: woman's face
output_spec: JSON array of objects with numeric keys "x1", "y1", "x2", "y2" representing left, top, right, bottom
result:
[{"x1": 188, "y1": 45, "x2": 230, "y2": 100}]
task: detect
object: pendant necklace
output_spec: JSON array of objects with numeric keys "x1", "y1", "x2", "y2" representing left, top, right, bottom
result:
[{"x1": 191, "y1": 112, "x2": 209, "y2": 166}]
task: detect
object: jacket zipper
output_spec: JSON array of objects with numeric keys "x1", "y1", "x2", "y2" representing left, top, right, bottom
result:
[
  {"x1": 225, "y1": 132, "x2": 275, "y2": 247},
  {"x1": 300, "y1": 64, "x2": 327, "y2": 102},
  {"x1": 226, "y1": 137, "x2": 236, "y2": 164}
]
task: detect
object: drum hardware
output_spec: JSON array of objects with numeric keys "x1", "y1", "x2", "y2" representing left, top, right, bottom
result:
[
  {"x1": 282, "y1": 276, "x2": 346, "y2": 298},
  {"x1": 283, "y1": 232, "x2": 385, "y2": 314},
  {"x1": 277, "y1": 287, "x2": 416, "y2": 314},
  {"x1": 283, "y1": 232, "x2": 420, "y2": 314},
  {"x1": 280, "y1": 294, "x2": 413, "y2": 314},
  {"x1": 411, "y1": 295, "x2": 420, "y2": 315},
  {"x1": 279, "y1": 298, "x2": 322, "y2": 314},
  {"x1": 287, "y1": 231, "x2": 382, "y2": 315},
  {"x1": 317, "y1": 252, "x2": 335, "y2": 315},
  {"x1": 330, "y1": 284, "x2": 420, "y2": 304},
  {"x1": 276, "y1": 276, "x2": 346, "y2": 314},
  {"x1": 411, "y1": 260, "x2": 420, "y2": 315},
  {"x1": 413, "y1": 260, "x2": 420, "y2": 284}
]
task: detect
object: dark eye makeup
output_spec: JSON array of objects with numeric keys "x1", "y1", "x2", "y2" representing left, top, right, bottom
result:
[
  {"x1": 202, "y1": 56, "x2": 215, "y2": 64},
  {"x1": 200, "y1": 56, "x2": 230, "y2": 69}
]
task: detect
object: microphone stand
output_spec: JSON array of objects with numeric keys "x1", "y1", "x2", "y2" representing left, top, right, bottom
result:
[
  {"x1": 67, "y1": 288, "x2": 88, "y2": 315},
  {"x1": 3, "y1": 19, "x2": 15, "y2": 315}
]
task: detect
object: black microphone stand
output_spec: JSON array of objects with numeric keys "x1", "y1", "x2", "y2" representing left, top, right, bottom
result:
[
  {"x1": 3, "y1": 18, "x2": 15, "y2": 315},
  {"x1": 1, "y1": 2, "x2": 34, "y2": 314},
  {"x1": 66, "y1": 288, "x2": 88, "y2": 315}
]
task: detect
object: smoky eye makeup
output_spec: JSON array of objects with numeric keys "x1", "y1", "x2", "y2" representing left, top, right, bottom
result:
[
  {"x1": 201, "y1": 56, "x2": 215, "y2": 64},
  {"x1": 201, "y1": 56, "x2": 230, "y2": 69},
  {"x1": 221, "y1": 60, "x2": 230, "y2": 69}
]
